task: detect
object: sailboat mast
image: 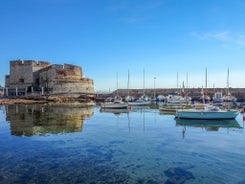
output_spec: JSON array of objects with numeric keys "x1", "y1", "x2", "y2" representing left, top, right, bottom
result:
[
  {"x1": 205, "y1": 68, "x2": 207, "y2": 92},
  {"x1": 143, "y1": 69, "x2": 145, "y2": 94},
  {"x1": 116, "y1": 72, "x2": 118, "y2": 96},
  {"x1": 186, "y1": 72, "x2": 188, "y2": 96},
  {"x1": 176, "y1": 72, "x2": 179, "y2": 94},
  {"x1": 127, "y1": 69, "x2": 130, "y2": 96},
  {"x1": 227, "y1": 68, "x2": 229, "y2": 95}
]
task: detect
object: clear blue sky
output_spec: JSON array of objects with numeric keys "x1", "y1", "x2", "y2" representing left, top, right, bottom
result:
[{"x1": 1, "y1": 0, "x2": 245, "y2": 92}]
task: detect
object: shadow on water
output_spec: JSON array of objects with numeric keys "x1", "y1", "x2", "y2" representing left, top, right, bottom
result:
[{"x1": 4, "y1": 103, "x2": 94, "y2": 136}]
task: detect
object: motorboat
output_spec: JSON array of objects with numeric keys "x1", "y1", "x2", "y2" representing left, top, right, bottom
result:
[
  {"x1": 156, "y1": 95, "x2": 165, "y2": 102},
  {"x1": 100, "y1": 96, "x2": 128, "y2": 109},
  {"x1": 222, "y1": 93, "x2": 237, "y2": 102},
  {"x1": 166, "y1": 92, "x2": 191, "y2": 104},
  {"x1": 175, "y1": 104, "x2": 239, "y2": 119},
  {"x1": 128, "y1": 94, "x2": 150, "y2": 106}
]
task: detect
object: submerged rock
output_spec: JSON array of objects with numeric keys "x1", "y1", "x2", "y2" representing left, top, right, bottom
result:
[{"x1": 164, "y1": 167, "x2": 195, "y2": 184}]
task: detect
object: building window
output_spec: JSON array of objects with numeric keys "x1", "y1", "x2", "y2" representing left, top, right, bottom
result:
[{"x1": 19, "y1": 78, "x2": 24, "y2": 83}]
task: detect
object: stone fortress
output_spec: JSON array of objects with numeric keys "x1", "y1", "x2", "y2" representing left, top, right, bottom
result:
[{"x1": 5, "y1": 59, "x2": 94, "y2": 97}]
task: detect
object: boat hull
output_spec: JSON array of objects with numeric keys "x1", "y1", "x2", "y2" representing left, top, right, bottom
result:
[
  {"x1": 175, "y1": 110, "x2": 239, "y2": 119},
  {"x1": 128, "y1": 101, "x2": 150, "y2": 106},
  {"x1": 100, "y1": 103, "x2": 128, "y2": 109}
]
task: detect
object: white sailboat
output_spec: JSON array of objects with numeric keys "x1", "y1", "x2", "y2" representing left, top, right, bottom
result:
[
  {"x1": 100, "y1": 73, "x2": 128, "y2": 109},
  {"x1": 165, "y1": 72, "x2": 191, "y2": 105},
  {"x1": 175, "y1": 103, "x2": 239, "y2": 120},
  {"x1": 125, "y1": 69, "x2": 135, "y2": 102},
  {"x1": 128, "y1": 69, "x2": 150, "y2": 106},
  {"x1": 100, "y1": 95, "x2": 128, "y2": 109},
  {"x1": 222, "y1": 68, "x2": 237, "y2": 102},
  {"x1": 200, "y1": 68, "x2": 211, "y2": 103}
]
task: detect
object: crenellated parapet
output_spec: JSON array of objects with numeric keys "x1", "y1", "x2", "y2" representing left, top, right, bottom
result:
[{"x1": 10, "y1": 59, "x2": 51, "y2": 67}]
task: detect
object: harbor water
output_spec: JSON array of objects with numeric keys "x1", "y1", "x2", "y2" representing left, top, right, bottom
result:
[{"x1": 0, "y1": 104, "x2": 244, "y2": 184}]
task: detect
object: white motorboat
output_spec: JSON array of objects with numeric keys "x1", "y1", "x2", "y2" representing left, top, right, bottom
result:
[
  {"x1": 128, "y1": 100, "x2": 150, "y2": 106},
  {"x1": 166, "y1": 92, "x2": 191, "y2": 104},
  {"x1": 128, "y1": 95, "x2": 150, "y2": 106},
  {"x1": 175, "y1": 104, "x2": 239, "y2": 119},
  {"x1": 100, "y1": 96, "x2": 128, "y2": 109}
]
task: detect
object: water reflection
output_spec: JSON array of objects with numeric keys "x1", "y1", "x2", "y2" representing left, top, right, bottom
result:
[
  {"x1": 5, "y1": 104, "x2": 94, "y2": 136},
  {"x1": 176, "y1": 118, "x2": 242, "y2": 139}
]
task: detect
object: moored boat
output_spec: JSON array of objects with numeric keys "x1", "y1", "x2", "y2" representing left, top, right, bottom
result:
[
  {"x1": 222, "y1": 68, "x2": 237, "y2": 102},
  {"x1": 175, "y1": 104, "x2": 239, "y2": 119},
  {"x1": 128, "y1": 94, "x2": 150, "y2": 106},
  {"x1": 100, "y1": 96, "x2": 128, "y2": 109},
  {"x1": 159, "y1": 103, "x2": 192, "y2": 114},
  {"x1": 128, "y1": 100, "x2": 150, "y2": 106}
]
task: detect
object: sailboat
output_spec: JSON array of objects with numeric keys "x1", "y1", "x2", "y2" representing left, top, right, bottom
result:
[
  {"x1": 175, "y1": 68, "x2": 240, "y2": 119},
  {"x1": 165, "y1": 72, "x2": 191, "y2": 105},
  {"x1": 200, "y1": 68, "x2": 211, "y2": 103},
  {"x1": 175, "y1": 103, "x2": 239, "y2": 120},
  {"x1": 222, "y1": 68, "x2": 237, "y2": 102},
  {"x1": 125, "y1": 69, "x2": 135, "y2": 102},
  {"x1": 128, "y1": 69, "x2": 150, "y2": 106},
  {"x1": 100, "y1": 73, "x2": 128, "y2": 109}
]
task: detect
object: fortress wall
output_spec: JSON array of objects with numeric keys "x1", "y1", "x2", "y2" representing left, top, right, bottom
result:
[
  {"x1": 5, "y1": 75, "x2": 10, "y2": 88},
  {"x1": 54, "y1": 64, "x2": 82, "y2": 80},
  {"x1": 9, "y1": 60, "x2": 34, "y2": 88},
  {"x1": 7, "y1": 60, "x2": 51, "y2": 88},
  {"x1": 33, "y1": 61, "x2": 51, "y2": 72},
  {"x1": 51, "y1": 78, "x2": 94, "y2": 94},
  {"x1": 5, "y1": 60, "x2": 95, "y2": 96},
  {"x1": 64, "y1": 64, "x2": 83, "y2": 76}
]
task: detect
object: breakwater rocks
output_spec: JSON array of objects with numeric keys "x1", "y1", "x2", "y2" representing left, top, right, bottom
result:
[{"x1": 96, "y1": 88, "x2": 245, "y2": 102}]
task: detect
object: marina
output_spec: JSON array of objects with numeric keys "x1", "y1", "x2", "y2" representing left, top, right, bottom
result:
[
  {"x1": 0, "y1": 104, "x2": 244, "y2": 184},
  {"x1": 1, "y1": 1, "x2": 245, "y2": 183}
]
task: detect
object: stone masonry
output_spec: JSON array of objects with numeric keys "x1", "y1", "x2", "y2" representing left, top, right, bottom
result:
[{"x1": 5, "y1": 59, "x2": 94, "y2": 96}]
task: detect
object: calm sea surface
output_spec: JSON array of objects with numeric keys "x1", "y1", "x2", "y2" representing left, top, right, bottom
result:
[{"x1": 0, "y1": 104, "x2": 244, "y2": 184}]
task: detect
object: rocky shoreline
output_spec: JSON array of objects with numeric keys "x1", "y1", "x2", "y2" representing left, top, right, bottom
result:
[
  {"x1": 0, "y1": 98, "x2": 47, "y2": 105},
  {"x1": 0, "y1": 94, "x2": 95, "y2": 105}
]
